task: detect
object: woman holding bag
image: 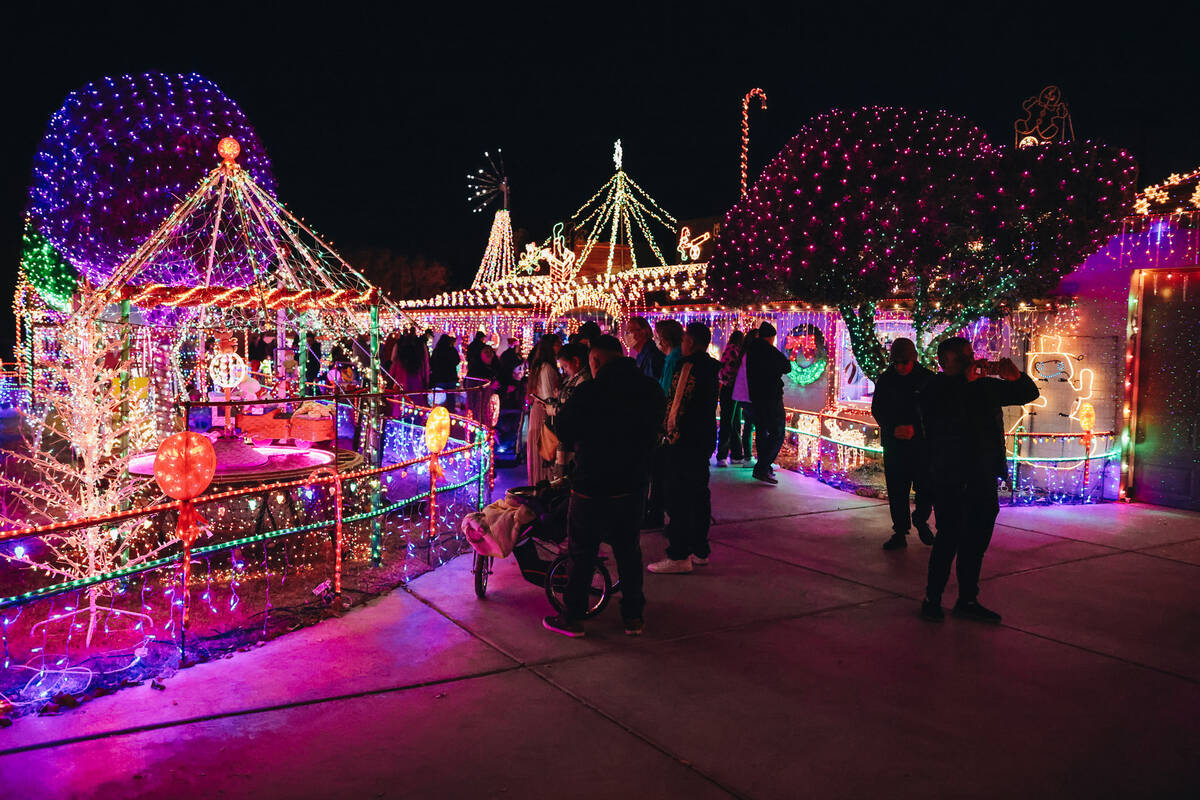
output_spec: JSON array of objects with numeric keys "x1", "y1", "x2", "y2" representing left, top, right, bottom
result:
[{"x1": 526, "y1": 334, "x2": 562, "y2": 485}]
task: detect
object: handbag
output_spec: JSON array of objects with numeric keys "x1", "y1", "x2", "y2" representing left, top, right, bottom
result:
[{"x1": 538, "y1": 422, "x2": 559, "y2": 462}]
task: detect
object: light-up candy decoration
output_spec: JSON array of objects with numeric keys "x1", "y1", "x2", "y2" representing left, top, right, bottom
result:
[
  {"x1": 426, "y1": 405, "x2": 451, "y2": 456},
  {"x1": 153, "y1": 432, "x2": 217, "y2": 622},
  {"x1": 425, "y1": 406, "x2": 452, "y2": 540},
  {"x1": 26, "y1": 72, "x2": 274, "y2": 286},
  {"x1": 307, "y1": 466, "x2": 344, "y2": 594},
  {"x1": 209, "y1": 351, "x2": 248, "y2": 390},
  {"x1": 209, "y1": 339, "x2": 248, "y2": 434}
]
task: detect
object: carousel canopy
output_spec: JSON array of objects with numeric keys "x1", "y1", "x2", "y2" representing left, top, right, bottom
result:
[{"x1": 82, "y1": 137, "x2": 395, "y2": 326}]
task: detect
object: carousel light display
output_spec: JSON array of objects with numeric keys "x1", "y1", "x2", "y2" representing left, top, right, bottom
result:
[
  {"x1": 84, "y1": 135, "x2": 382, "y2": 315},
  {"x1": 26, "y1": 73, "x2": 274, "y2": 286}
]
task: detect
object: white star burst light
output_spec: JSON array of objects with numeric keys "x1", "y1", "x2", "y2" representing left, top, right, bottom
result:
[
  {"x1": 466, "y1": 150, "x2": 510, "y2": 213},
  {"x1": 467, "y1": 150, "x2": 516, "y2": 287}
]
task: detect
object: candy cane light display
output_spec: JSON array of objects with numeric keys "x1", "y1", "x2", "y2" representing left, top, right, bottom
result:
[{"x1": 740, "y1": 88, "x2": 768, "y2": 198}]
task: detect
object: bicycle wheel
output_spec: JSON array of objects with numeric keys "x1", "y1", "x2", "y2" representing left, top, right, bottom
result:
[
  {"x1": 545, "y1": 555, "x2": 612, "y2": 619},
  {"x1": 473, "y1": 553, "x2": 491, "y2": 599}
]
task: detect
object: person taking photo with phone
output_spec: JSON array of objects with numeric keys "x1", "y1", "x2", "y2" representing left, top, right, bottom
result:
[{"x1": 918, "y1": 337, "x2": 1038, "y2": 623}]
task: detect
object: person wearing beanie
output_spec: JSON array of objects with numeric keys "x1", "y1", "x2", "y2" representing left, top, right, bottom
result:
[{"x1": 743, "y1": 321, "x2": 791, "y2": 484}]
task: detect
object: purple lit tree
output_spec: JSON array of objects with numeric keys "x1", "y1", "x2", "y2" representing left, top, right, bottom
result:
[
  {"x1": 711, "y1": 107, "x2": 1137, "y2": 377},
  {"x1": 27, "y1": 72, "x2": 275, "y2": 287}
]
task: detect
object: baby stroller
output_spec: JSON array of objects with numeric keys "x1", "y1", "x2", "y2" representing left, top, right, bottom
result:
[{"x1": 464, "y1": 478, "x2": 617, "y2": 618}]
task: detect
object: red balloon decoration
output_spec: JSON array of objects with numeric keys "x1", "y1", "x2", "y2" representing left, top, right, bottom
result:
[
  {"x1": 154, "y1": 432, "x2": 217, "y2": 501},
  {"x1": 154, "y1": 432, "x2": 217, "y2": 620}
]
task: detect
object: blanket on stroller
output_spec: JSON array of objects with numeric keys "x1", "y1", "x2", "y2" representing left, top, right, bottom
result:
[{"x1": 461, "y1": 496, "x2": 537, "y2": 558}]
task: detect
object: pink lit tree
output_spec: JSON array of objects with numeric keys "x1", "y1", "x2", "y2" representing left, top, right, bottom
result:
[{"x1": 711, "y1": 107, "x2": 1137, "y2": 377}]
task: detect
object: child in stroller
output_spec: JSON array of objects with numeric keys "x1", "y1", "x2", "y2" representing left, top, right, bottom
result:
[{"x1": 464, "y1": 477, "x2": 615, "y2": 617}]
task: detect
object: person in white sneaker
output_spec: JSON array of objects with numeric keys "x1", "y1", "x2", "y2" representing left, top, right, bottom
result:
[{"x1": 649, "y1": 322, "x2": 720, "y2": 575}]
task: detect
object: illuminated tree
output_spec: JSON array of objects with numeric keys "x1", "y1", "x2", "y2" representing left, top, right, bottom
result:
[
  {"x1": 0, "y1": 316, "x2": 164, "y2": 645},
  {"x1": 19, "y1": 223, "x2": 78, "y2": 312},
  {"x1": 27, "y1": 72, "x2": 274, "y2": 287},
  {"x1": 712, "y1": 107, "x2": 1137, "y2": 376}
]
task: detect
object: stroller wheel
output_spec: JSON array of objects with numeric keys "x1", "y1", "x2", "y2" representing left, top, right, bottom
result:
[
  {"x1": 545, "y1": 555, "x2": 612, "y2": 619},
  {"x1": 473, "y1": 553, "x2": 491, "y2": 599}
]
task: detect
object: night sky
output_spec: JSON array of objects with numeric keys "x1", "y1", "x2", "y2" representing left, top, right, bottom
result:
[{"x1": 4, "y1": 4, "x2": 1198, "y2": 350}]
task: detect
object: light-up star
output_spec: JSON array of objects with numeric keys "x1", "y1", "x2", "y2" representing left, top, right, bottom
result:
[{"x1": 613, "y1": 139, "x2": 623, "y2": 170}]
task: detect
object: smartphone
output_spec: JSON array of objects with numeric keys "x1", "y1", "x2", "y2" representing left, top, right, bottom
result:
[{"x1": 975, "y1": 359, "x2": 1001, "y2": 376}]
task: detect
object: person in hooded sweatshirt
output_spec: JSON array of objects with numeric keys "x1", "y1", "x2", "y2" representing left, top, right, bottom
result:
[
  {"x1": 543, "y1": 335, "x2": 665, "y2": 639},
  {"x1": 649, "y1": 322, "x2": 721, "y2": 574}
]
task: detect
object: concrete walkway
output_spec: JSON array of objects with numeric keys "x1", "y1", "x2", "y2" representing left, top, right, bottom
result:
[{"x1": 2, "y1": 467, "x2": 1198, "y2": 799}]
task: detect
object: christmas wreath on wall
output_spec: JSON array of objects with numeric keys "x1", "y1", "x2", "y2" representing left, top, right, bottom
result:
[{"x1": 786, "y1": 323, "x2": 828, "y2": 386}]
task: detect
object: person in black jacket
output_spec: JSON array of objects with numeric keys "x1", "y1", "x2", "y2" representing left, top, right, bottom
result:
[
  {"x1": 872, "y1": 338, "x2": 936, "y2": 550},
  {"x1": 429, "y1": 334, "x2": 461, "y2": 410},
  {"x1": 743, "y1": 322, "x2": 792, "y2": 484},
  {"x1": 496, "y1": 338, "x2": 523, "y2": 409},
  {"x1": 649, "y1": 322, "x2": 720, "y2": 574},
  {"x1": 919, "y1": 337, "x2": 1039, "y2": 624},
  {"x1": 543, "y1": 335, "x2": 666, "y2": 638}
]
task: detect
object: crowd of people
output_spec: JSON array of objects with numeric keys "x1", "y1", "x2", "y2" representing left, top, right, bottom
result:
[
  {"x1": 252, "y1": 317, "x2": 1039, "y2": 637},
  {"x1": 528, "y1": 321, "x2": 1039, "y2": 638},
  {"x1": 522, "y1": 316, "x2": 798, "y2": 637}
]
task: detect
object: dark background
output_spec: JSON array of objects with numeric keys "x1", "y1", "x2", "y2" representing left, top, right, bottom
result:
[{"x1": 4, "y1": 2, "x2": 1197, "y2": 351}]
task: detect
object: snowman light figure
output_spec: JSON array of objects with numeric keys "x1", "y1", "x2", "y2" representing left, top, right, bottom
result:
[{"x1": 1008, "y1": 336, "x2": 1097, "y2": 480}]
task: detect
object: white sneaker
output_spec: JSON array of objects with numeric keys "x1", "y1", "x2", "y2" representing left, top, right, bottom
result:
[
  {"x1": 691, "y1": 555, "x2": 709, "y2": 566},
  {"x1": 715, "y1": 458, "x2": 727, "y2": 467},
  {"x1": 648, "y1": 558, "x2": 694, "y2": 574}
]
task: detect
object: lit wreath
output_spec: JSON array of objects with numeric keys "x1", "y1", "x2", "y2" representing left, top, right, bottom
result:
[{"x1": 785, "y1": 324, "x2": 828, "y2": 386}]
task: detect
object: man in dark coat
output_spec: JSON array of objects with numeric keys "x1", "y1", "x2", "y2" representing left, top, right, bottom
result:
[
  {"x1": 743, "y1": 321, "x2": 791, "y2": 484},
  {"x1": 624, "y1": 315, "x2": 668, "y2": 526},
  {"x1": 497, "y1": 338, "x2": 523, "y2": 409},
  {"x1": 544, "y1": 335, "x2": 666, "y2": 638},
  {"x1": 919, "y1": 337, "x2": 1039, "y2": 624},
  {"x1": 872, "y1": 338, "x2": 935, "y2": 550},
  {"x1": 464, "y1": 331, "x2": 487, "y2": 374},
  {"x1": 649, "y1": 322, "x2": 720, "y2": 574}
]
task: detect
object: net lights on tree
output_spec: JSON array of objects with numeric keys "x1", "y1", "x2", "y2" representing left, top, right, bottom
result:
[
  {"x1": 26, "y1": 72, "x2": 274, "y2": 287},
  {"x1": 711, "y1": 106, "x2": 1136, "y2": 378},
  {"x1": 19, "y1": 223, "x2": 78, "y2": 312}
]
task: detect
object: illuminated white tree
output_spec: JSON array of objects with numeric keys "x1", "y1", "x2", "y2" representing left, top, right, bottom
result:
[{"x1": 0, "y1": 315, "x2": 166, "y2": 645}]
